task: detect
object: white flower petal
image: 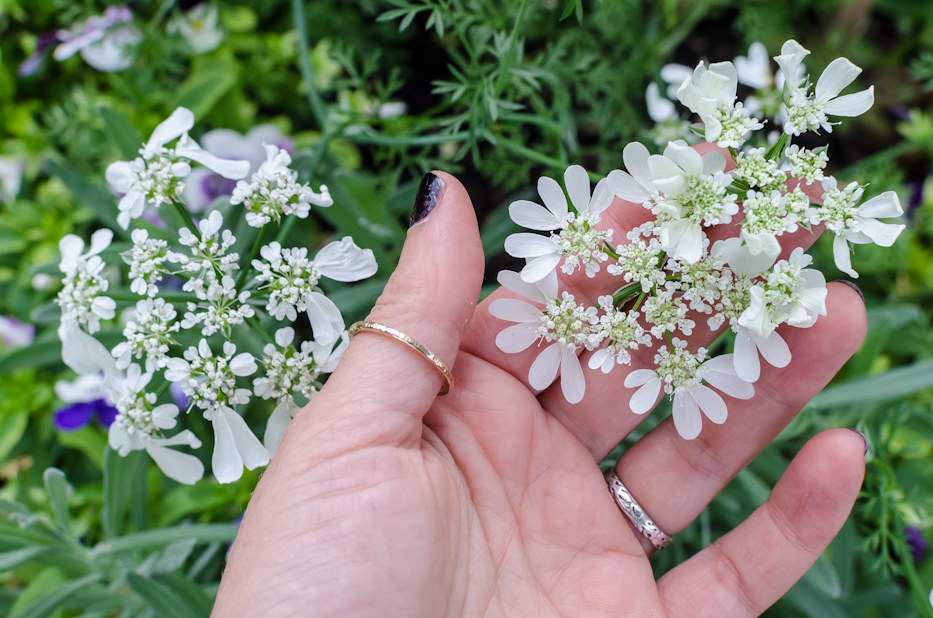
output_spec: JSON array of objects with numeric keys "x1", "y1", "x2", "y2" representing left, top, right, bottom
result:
[
  {"x1": 313, "y1": 237, "x2": 378, "y2": 282},
  {"x1": 588, "y1": 178, "x2": 615, "y2": 216},
  {"x1": 754, "y1": 330, "x2": 791, "y2": 369},
  {"x1": 105, "y1": 160, "x2": 137, "y2": 192},
  {"x1": 564, "y1": 165, "x2": 591, "y2": 213},
  {"x1": 624, "y1": 368, "x2": 658, "y2": 388},
  {"x1": 305, "y1": 292, "x2": 345, "y2": 345},
  {"x1": 505, "y1": 233, "x2": 557, "y2": 258},
  {"x1": 146, "y1": 107, "x2": 195, "y2": 155},
  {"x1": 264, "y1": 399, "x2": 299, "y2": 457},
  {"x1": 176, "y1": 140, "x2": 251, "y2": 179},
  {"x1": 520, "y1": 253, "x2": 562, "y2": 283},
  {"x1": 560, "y1": 348, "x2": 586, "y2": 404},
  {"x1": 672, "y1": 391, "x2": 702, "y2": 440},
  {"x1": 701, "y1": 150, "x2": 727, "y2": 176},
  {"x1": 622, "y1": 141, "x2": 653, "y2": 187},
  {"x1": 59, "y1": 323, "x2": 118, "y2": 377},
  {"x1": 489, "y1": 298, "x2": 542, "y2": 323},
  {"x1": 703, "y1": 355, "x2": 755, "y2": 399},
  {"x1": 629, "y1": 377, "x2": 661, "y2": 415},
  {"x1": 496, "y1": 322, "x2": 542, "y2": 353},
  {"x1": 607, "y1": 170, "x2": 650, "y2": 204},
  {"x1": 646, "y1": 82, "x2": 676, "y2": 122},
  {"x1": 509, "y1": 200, "x2": 561, "y2": 231},
  {"x1": 856, "y1": 218, "x2": 904, "y2": 247},
  {"x1": 528, "y1": 342, "x2": 561, "y2": 391},
  {"x1": 691, "y1": 384, "x2": 727, "y2": 424},
  {"x1": 223, "y1": 406, "x2": 269, "y2": 471},
  {"x1": 734, "y1": 327, "x2": 761, "y2": 383},
  {"x1": 665, "y1": 140, "x2": 704, "y2": 178},
  {"x1": 146, "y1": 443, "x2": 204, "y2": 485},
  {"x1": 815, "y1": 58, "x2": 862, "y2": 103},
  {"x1": 832, "y1": 234, "x2": 858, "y2": 279},
  {"x1": 497, "y1": 270, "x2": 546, "y2": 304},
  {"x1": 230, "y1": 352, "x2": 258, "y2": 377},
  {"x1": 823, "y1": 87, "x2": 874, "y2": 118},
  {"x1": 858, "y1": 191, "x2": 902, "y2": 219},
  {"x1": 537, "y1": 268, "x2": 559, "y2": 300},
  {"x1": 537, "y1": 176, "x2": 568, "y2": 220},
  {"x1": 210, "y1": 410, "x2": 243, "y2": 484}
]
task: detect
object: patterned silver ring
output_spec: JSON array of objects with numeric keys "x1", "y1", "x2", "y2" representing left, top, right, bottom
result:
[{"x1": 605, "y1": 469, "x2": 673, "y2": 549}]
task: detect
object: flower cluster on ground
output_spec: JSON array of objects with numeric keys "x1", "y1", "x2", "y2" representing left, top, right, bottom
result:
[
  {"x1": 52, "y1": 107, "x2": 377, "y2": 484},
  {"x1": 492, "y1": 40, "x2": 904, "y2": 440}
]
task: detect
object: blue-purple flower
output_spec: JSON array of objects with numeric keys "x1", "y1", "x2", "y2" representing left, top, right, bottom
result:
[
  {"x1": 53, "y1": 6, "x2": 142, "y2": 73},
  {"x1": 906, "y1": 526, "x2": 929, "y2": 563},
  {"x1": 54, "y1": 373, "x2": 118, "y2": 432}
]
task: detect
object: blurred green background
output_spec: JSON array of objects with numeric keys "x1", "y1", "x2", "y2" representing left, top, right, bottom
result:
[{"x1": 0, "y1": 0, "x2": 932, "y2": 616}]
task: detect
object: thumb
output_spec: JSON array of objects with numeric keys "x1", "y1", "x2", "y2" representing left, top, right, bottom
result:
[{"x1": 302, "y1": 171, "x2": 484, "y2": 449}]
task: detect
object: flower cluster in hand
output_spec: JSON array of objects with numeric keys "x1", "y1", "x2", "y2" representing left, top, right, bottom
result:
[
  {"x1": 53, "y1": 107, "x2": 377, "y2": 484},
  {"x1": 493, "y1": 40, "x2": 904, "y2": 440}
]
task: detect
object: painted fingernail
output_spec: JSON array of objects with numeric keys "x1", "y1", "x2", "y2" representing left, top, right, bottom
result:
[
  {"x1": 849, "y1": 428, "x2": 869, "y2": 454},
  {"x1": 409, "y1": 172, "x2": 445, "y2": 228},
  {"x1": 832, "y1": 280, "x2": 864, "y2": 304}
]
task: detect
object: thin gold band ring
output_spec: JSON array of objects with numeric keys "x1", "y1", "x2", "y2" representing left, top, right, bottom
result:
[{"x1": 347, "y1": 321, "x2": 454, "y2": 396}]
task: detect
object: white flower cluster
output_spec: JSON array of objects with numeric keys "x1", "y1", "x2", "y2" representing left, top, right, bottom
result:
[
  {"x1": 54, "y1": 108, "x2": 378, "y2": 485},
  {"x1": 231, "y1": 144, "x2": 333, "y2": 227},
  {"x1": 494, "y1": 40, "x2": 905, "y2": 440}
]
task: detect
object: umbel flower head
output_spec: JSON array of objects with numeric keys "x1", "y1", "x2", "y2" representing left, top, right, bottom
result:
[{"x1": 490, "y1": 39, "x2": 904, "y2": 440}]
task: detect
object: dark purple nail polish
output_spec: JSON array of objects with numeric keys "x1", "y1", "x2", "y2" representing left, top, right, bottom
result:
[
  {"x1": 832, "y1": 280, "x2": 864, "y2": 304},
  {"x1": 849, "y1": 428, "x2": 869, "y2": 454},
  {"x1": 410, "y1": 172, "x2": 444, "y2": 228}
]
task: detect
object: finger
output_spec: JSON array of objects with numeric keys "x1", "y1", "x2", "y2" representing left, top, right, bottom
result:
[
  {"x1": 613, "y1": 282, "x2": 866, "y2": 554},
  {"x1": 288, "y1": 171, "x2": 485, "y2": 451},
  {"x1": 657, "y1": 428, "x2": 865, "y2": 618}
]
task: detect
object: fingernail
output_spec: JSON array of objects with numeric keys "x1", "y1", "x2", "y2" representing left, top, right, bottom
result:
[
  {"x1": 833, "y1": 280, "x2": 864, "y2": 304},
  {"x1": 849, "y1": 428, "x2": 869, "y2": 454},
  {"x1": 409, "y1": 172, "x2": 445, "y2": 228}
]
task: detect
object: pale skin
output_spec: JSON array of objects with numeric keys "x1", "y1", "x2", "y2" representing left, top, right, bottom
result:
[{"x1": 214, "y1": 166, "x2": 868, "y2": 617}]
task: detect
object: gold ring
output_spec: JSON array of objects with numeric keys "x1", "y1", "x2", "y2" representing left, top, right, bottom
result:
[{"x1": 348, "y1": 321, "x2": 454, "y2": 396}]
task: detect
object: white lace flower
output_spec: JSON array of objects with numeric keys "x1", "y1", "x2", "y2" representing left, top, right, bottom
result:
[
  {"x1": 505, "y1": 165, "x2": 614, "y2": 282},
  {"x1": 607, "y1": 228, "x2": 665, "y2": 292},
  {"x1": 588, "y1": 296, "x2": 652, "y2": 373},
  {"x1": 111, "y1": 298, "x2": 180, "y2": 371},
  {"x1": 56, "y1": 229, "x2": 116, "y2": 334},
  {"x1": 490, "y1": 270, "x2": 596, "y2": 403},
  {"x1": 740, "y1": 188, "x2": 804, "y2": 258},
  {"x1": 625, "y1": 345, "x2": 754, "y2": 439},
  {"x1": 813, "y1": 178, "x2": 904, "y2": 278},
  {"x1": 784, "y1": 145, "x2": 828, "y2": 185},
  {"x1": 105, "y1": 107, "x2": 250, "y2": 228},
  {"x1": 642, "y1": 288, "x2": 696, "y2": 338},
  {"x1": 738, "y1": 248, "x2": 827, "y2": 337},
  {"x1": 733, "y1": 147, "x2": 786, "y2": 192},
  {"x1": 181, "y1": 276, "x2": 254, "y2": 337},
  {"x1": 774, "y1": 40, "x2": 874, "y2": 136},
  {"x1": 251, "y1": 237, "x2": 376, "y2": 344},
  {"x1": 256, "y1": 327, "x2": 348, "y2": 455},
  {"x1": 107, "y1": 364, "x2": 204, "y2": 485},
  {"x1": 169, "y1": 210, "x2": 240, "y2": 300},
  {"x1": 231, "y1": 144, "x2": 333, "y2": 228},
  {"x1": 124, "y1": 228, "x2": 169, "y2": 297},
  {"x1": 648, "y1": 141, "x2": 738, "y2": 263},
  {"x1": 164, "y1": 339, "x2": 267, "y2": 484},
  {"x1": 676, "y1": 60, "x2": 764, "y2": 147}
]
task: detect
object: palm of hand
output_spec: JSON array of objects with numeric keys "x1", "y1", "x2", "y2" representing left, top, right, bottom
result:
[{"x1": 215, "y1": 171, "x2": 866, "y2": 618}]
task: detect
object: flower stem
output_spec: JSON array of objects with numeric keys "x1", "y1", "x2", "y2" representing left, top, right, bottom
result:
[
  {"x1": 291, "y1": 0, "x2": 328, "y2": 130},
  {"x1": 246, "y1": 316, "x2": 276, "y2": 345},
  {"x1": 236, "y1": 225, "x2": 267, "y2": 292},
  {"x1": 632, "y1": 291, "x2": 647, "y2": 311},
  {"x1": 494, "y1": 0, "x2": 531, "y2": 97},
  {"x1": 172, "y1": 200, "x2": 200, "y2": 239}
]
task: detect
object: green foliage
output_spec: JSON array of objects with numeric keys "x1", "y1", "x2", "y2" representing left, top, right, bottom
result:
[{"x1": 0, "y1": 0, "x2": 932, "y2": 615}]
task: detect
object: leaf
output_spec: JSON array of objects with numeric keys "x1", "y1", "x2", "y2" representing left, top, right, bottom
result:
[
  {"x1": 125, "y1": 572, "x2": 208, "y2": 618},
  {"x1": 102, "y1": 448, "x2": 144, "y2": 539},
  {"x1": 56, "y1": 427, "x2": 107, "y2": 470},
  {"x1": 44, "y1": 157, "x2": 125, "y2": 238},
  {"x1": 0, "y1": 545, "x2": 49, "y2": 572},
  {"x1": 148, "y1": 538, "x2": 197, "y2": 575},
  {"x1": 9, "y1": 573, "x2": 100, "y2": 618},
  {"x1": 809, "y1": 359, "x2": 933, "y2": 409},
  {"x1": 170, "y1": 57, "x2": 239, "y2": 120},
  {"x1": 97, "y1": 523, "x2": 239, "y2": 554},
  {"x1": 158, "y1": 483, "x2": 234, "y2": 527},
  {"x1": 0, "y1": 412, "x2": 28, "y2": 462},
  {"x1": 803, "y1": 554, "x2": 843, "y2": 599},
  {"x1": 0, "y1": 340, "x2": 62, "y2": 373},
  {"x1": 42, "y1": 469, "x2": 70, "y2": 534},
  {"x1": 99, "y1": 107, "x2": 143, "y2": 160},
  {"x1": 160, "y1": 573, "x2": 215, "y2": 616}
]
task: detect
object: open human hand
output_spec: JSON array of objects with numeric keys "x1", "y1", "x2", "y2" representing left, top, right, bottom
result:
[{"x1": 213, "y1": 170, "x2": 867, "y2": 617}]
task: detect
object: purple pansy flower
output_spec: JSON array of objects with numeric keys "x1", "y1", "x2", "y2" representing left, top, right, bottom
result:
[
  {"x1": 53, "y1": 373, "x2": 118, "y2": 432},
  {"x1": 0, "y1": 316, "x2": 34, "y2": 347},
  {"x1": 18, "y1": 31, "x2": 62, "y2": 76},
  {"x1": 906, "y1": 526, "x2": 929, "y2": 563}
]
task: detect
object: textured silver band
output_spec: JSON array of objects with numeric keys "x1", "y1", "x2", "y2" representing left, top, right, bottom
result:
[{"x1": 605, "y1": 470, "x2": 673, "y2": 549}]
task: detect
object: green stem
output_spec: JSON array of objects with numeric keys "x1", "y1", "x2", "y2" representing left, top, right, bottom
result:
[
  {"x1": 494, "y1": 0, "x2": 531, "y2": 97},
  {"x1": 247, "y1": 316, "x2": 276, "y2": 345},
  {"x1": 632, "y1": 291, "x2": 647, "y2": 311},
  {"x1": 728, "y1": 146, "x2": 738, "y2": 163},
  {"x1": 291, "y1": 0, "x2": 328, "y2": 129},
  {"x1": 172, "y1": 201, "x2": 200, "y2": 239},
  {"x1": 348, "y1": 130, "x2": 470, "y2": 147},
  {"x1": 236, "y1": 226, "x2": 267, "y2": 291},
  {"x1": 110, "y1": 293, "x2": 193, "y2": 303},
  {"x1": 601, "y1": 241, "x2": 620, "y2": 260}
]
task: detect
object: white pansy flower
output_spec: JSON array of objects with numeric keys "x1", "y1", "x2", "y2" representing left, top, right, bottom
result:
[
  {"x1": 676, "y1": 60, "x2": 764, "y2": 147},
  {"x1": 168, "y1": 3, "x2": 224, "y2": 55},
  {"x1": 107, "y1": 364, "x2": 204, "y2": 485},
  {"x1": 105, "y1": 107, "x2": 250, "y2": 228},
  {"x1": 257, "y1": 327, "x2": 348, "y2": 456},
  {"x1": 505, "y1": 165, "x2": 614, "y2": 282},
  {"x1": 124, "y1": 228, "x2": 169, "y2": 297},
  {"x1": 647, "y1": 141, "x2": 738, "y2": 263},
  {"x1": 775, "y1": 40, "x2": 874, "y2": 136},
  {"x1": 111, "y1": 298, "x2": 180, "y2": 371},
  {"x1": 625, "y1": 343, "x2": 754, "y2": 439},
  {"x1": 813, "y1": 178, "x2": 905, "y2": 278},
  {"x1": 54, "y1": 6, "x2": 142, "y2": 73},
  {"x1": 164, "y1": 340, "x2": 267, "y2": 484},
  {"x1": 252, "y1": 237, "x2": 377, "y2": 344},
  {"x1": 490, "y1": 270, "x2": 596, "y2": 404},
  {"x1": 588, "y1": 295, "x2": 652, "y2": 373},
  {"x1": 231, "y1": 144, "x2": 332, "y2": 227}
]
